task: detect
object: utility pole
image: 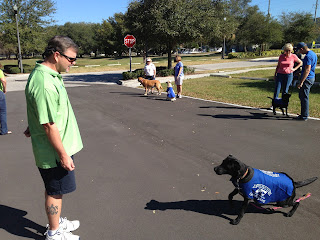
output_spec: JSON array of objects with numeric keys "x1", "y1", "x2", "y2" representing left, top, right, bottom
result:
[
  {"x1": 315, "y1": 0, "x2": 318, "y2": 23},
  {"x1": 267, "y1": 0, "x2": 271, "y2": 18}
]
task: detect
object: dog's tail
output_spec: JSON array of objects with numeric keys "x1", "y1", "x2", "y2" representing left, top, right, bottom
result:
[
  {"x1": 267, "y1": 97, "x2": 273, "y2": 100},
  {"x1": 294, "y1": 177, "x2": 318, "y2": 188}
]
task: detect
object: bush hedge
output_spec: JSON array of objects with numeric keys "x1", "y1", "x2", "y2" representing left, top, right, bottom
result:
[
  {"x1": 228, "y1": 50, "x2": 283, "y2": 59},
  {"x1": 4, "y1": 64, "x2": 33, "y2": 74},
  {"x1": 122, "y1": 66, "x2": 195, "y2": 80}
]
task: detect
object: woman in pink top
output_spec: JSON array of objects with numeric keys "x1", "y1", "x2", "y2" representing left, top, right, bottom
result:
[{"x1": 274, "y1": 43, "x2": 302, "y2": 99}]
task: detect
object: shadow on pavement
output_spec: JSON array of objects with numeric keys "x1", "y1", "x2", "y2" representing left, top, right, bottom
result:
[
  {"x1": 145, "y1": 199, "x2": 278, "y2": 223},
  {"x1": 109, "y1": 91, "x2": 142, "y2": 96},
  {"x1": 63, "y1": 73, "x2": 122, "y2": 83},
  {"x1": 198, "y1": 112, "x2": 291, "y2": 121},
  {"x1": 0, "y1": 205, "x2": 46, "y2": 239},
  {"x1": 199, "y1": 106, "x2": 251, "y2": 110},
  {"x1": 109, "y1": 91, "x2": 168, "y2": 101}
]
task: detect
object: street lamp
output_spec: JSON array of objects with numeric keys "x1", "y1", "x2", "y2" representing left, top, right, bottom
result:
[
  {"x1": 13, "y1": 4, "x2": 23, "y2": 73},
  {"x1": 222, "y1": 17, "x2": 226, "y2": 59}
]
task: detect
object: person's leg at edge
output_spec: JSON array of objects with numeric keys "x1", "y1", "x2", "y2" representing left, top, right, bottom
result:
[
  {"x1": 177, "y1": 85, "x2": 182, "y2": 96},
  {"x1": 299, "y1": 78, "x2": 314, "y2": 119},
  {"x1": 283, "y1": 73, "x2": 293, "y2": 95},
  {"x1": 273, "y1": 74, "x2": 282, "y2": 99},
  {"x1": 0, "y1": 91, "x2": 8, "y2": 135},
  {"x1": 45, "y1": 192, "x2": 62, "y2": 231}
]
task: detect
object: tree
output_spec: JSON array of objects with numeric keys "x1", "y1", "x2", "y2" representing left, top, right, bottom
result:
[
  {"x1": 95, "y1": 21, "x2": 115, "y2": 56},
  {"x1": 108, "y1": 13, "x2": 128, "y2": 56},
  {"x1": 236, "y1": 6, "x2": 283, "y2": 54},
  {"x1": 0, "y1": 0, "x2": 56, "y2": 58},
  {"x1": 126, "y1": 0, "x2": 218, "y2": 69},
  {"x1": 280, "y1": 12, "x2": 320, "y2": 44},
  {"x1": 57, "y1": 22, "x2": 99, "y2": 57}
]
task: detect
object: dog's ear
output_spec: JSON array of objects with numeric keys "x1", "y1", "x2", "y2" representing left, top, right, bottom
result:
[{"x1": 232, "y1": 161, "x2": 241, "y2": 176}]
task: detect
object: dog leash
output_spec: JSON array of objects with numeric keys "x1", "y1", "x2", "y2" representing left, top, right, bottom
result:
[{"x1": 250, "y1": 193, "x2": 312, "y2": 211}]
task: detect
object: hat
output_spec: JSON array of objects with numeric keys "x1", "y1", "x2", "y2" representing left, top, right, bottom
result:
[
  {"x1": 296, "y1": 42, "x2": 307, "y2": 49},
  {"x1": 146, "y1": 58, "x2": 152, "y2": 62}
]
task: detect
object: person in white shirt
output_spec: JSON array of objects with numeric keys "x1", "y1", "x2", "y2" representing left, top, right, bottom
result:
[{"x1": 144, "y1": 58, "x2": 156, "y2": 80}]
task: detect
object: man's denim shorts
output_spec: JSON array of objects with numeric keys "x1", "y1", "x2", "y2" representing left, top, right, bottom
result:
[{"x1": 38, "y1": 156, "x2": 76, "y2": 196}]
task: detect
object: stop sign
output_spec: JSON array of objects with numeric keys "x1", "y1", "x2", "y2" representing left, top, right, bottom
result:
[{"x1": 124, "y1": 35, "x2": 136, "y2": 48}]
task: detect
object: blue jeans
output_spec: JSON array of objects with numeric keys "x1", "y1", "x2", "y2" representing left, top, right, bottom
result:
[
  {"x1": 274, "y1": 73, "x2": 293, "y2": 99},
  {"x1": 145, "y1": 75, "x2": 155, "y2": 80},
  {"x1": 299, "y1": 78, "x2": 315, "y2": 119},
  {"x1": 0, "y1": 91, "x2": 8, "y2": 135}
]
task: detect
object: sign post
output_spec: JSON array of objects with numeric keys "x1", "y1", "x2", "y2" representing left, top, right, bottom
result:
[{"x1": 124, "y1": 35, "x2": 136, "y2": 72}]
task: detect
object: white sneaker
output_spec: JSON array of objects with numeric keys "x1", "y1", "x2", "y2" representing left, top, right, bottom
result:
[
  {"x1": 44, "y1": 228, "x2": 80, "y2": 240},
  {"x1": 60, "y1": 217, "x2": 80, "y2": 232}
]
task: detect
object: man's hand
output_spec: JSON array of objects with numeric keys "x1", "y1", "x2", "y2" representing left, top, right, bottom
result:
[
  {"x1": 297, "y1": 81, "x2": 303, "y2": 89},
  {"x1": 24, "y1": 127, "x2": 31, "y2": 137},
  {"x1": 60, "y1": 154, "x2": 75, "y2": 171},
  {"x1": 42, "y1": 122, "x2": 75, "y2": 171}
]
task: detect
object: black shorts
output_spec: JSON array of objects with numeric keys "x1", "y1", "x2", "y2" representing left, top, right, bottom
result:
[{"x1": 38, "y1": 156, "x2": 76, "y2": 196}]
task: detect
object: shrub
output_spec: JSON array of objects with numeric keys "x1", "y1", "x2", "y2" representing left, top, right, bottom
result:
[
  {"x1": 7, "y1": 66, "x2": 21, "y2": 74},
  {"x1": 184, "y1": 66, "x2": 195, "y2": 74},
  {"x1": 134, "y1": 69, "x2": 145, "y2": 78},
  {"x1": 23, "y1": 64, "x2": 33, "y2": 73},
  {"x1": 312, "y1": 48, "x2": 320, "y2": 54},
  {"x1": 122, "y1": 71, "x2": 137, "y2": 80},
  {"x1": 228, "y1": 50, "x2": 282, "y2": 59},
  {"x1": 3, "y1": 64, "x2": 33, "y2": 74},
  {"x1": 158, "y1": 68, "x2": 173, "y2": 77}
]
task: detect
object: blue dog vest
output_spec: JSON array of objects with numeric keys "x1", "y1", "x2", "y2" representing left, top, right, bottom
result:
[
  {"x1": 234, "y1": 169, "x2": 294, "y2": 204},
  {"x1": 167, "y1": 87, "x2": 176, "y2": 98}
]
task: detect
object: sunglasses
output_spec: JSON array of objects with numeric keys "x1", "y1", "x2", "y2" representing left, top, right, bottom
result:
[{"x1": 58, "y1": 52, "x2": 77, "y2": 62}]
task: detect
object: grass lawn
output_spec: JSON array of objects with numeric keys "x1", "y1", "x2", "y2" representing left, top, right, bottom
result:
[
  {"x1": 231, "y1": 68, "x2": 320, "y2": 82},
  {"x1": 0, "y1": 53, "x2": 241, "y2": 74}
]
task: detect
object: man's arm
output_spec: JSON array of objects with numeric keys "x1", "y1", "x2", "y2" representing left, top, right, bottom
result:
[
  {"x1": 0, "y1": 77, "x2": 7, "y2": 93},
  {"x1": 298, "y1": 65, "x2": 311, "y2": 89},
  {"x1": 43, "y1": 122, "x2": 75, "y2": 171}
]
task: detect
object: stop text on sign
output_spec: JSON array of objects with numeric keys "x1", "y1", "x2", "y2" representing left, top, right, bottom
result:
[{"x1": 124, "y1": 35, "x2": 136, "y2": 48}]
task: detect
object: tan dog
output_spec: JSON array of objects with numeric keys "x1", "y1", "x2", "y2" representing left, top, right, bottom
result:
[{"x1": 138, "y1": 77, "x2": 163, "y2": 95}]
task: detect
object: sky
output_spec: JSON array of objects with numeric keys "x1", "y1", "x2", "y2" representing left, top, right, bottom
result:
[{"x1": 53, "y1": 0, "x2": 319, "y2": 25}]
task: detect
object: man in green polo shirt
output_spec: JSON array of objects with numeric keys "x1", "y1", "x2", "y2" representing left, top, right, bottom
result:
[{"x1": 24, "y1": 36, "x2": 83, "y2": 240}]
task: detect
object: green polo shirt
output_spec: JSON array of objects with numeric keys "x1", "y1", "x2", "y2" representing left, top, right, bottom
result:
[
  {"x1": 25, "y1": 63, "x2": 83, "y2": 169},
  {"x1": 0, "y1": 69, "x2": 4, "y2": 92}
]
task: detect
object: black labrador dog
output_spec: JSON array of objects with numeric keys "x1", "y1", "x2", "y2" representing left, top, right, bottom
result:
[
  {"x1": 214, "y1": 155, "x2": 317, "y2": 225},
  {"x1": 268, "y1": 93, "x2": 291, "y2": 116}
]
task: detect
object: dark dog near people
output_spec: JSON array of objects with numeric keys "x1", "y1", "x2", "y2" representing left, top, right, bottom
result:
[
  {"x1": 214, "y1": 155, "x2": 317, "y2": 225},
  {"x1": 268, "y1": 93, "x2": 291, "y2": 116}
]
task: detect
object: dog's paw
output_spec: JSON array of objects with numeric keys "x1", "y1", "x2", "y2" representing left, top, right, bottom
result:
[
  {"x1": 285, "y1": 212, "x2": 294, "y2": 217},
  {"x1": 230, "y1": 219, "x2": 240, "y2": 225}
]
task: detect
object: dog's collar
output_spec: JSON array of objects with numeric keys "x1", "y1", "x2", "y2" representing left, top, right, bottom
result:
[
  {"x1": 240, "y1": 168, "x2": 249, "y2": 180},
  {"x1": 233, "y1": 168, "x2": 249, "y2": 190}
]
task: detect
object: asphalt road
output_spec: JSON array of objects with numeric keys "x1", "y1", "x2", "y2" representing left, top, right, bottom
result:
[{"x1": 1, "y1": 78, "x2": 320, "y2": 240}]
